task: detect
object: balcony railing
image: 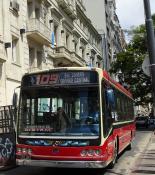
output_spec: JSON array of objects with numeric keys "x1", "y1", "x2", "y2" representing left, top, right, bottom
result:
[
  {"x1": 54, "y1": 46, "x2": 85, "y2": 66},
  {"x1": 71, "y1": 52, "x2": 85, "y2": 66},
  {"x1": 55, "y1": 46, "x2": 73, "y2": 62},
  {"x1": 56, "y1": 0, "x2": 76, "y2": 19},
  {"x1": 27, "y1": 18, "x2": 51, "y2": 45}
]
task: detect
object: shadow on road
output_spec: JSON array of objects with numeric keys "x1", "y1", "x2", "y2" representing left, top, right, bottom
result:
[
  {"x1": 132, "y1": 169, "x2": 155, "y2": 174},
  {"x1": 44, "y1": 167, "x2": 107, "y2": 175},
  {"x1": 136, "y1": 126, "x2": 155, "y2": 132}
]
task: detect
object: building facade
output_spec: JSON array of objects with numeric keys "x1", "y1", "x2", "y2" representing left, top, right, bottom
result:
[
  {"x1": 83, "y1": 0, "x2": 126, "y2": 71},
  {"x1": 0, "y1": 0, "x2": 103, "y2": 106}
]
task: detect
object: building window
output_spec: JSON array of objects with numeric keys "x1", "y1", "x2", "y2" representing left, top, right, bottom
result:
[
  {"x1": 37, "y1": 51, "x2": 42, "y2": 69},
  {"x1": 12, "y1": 36, "x2": 19, "y2": 64},
  {"x1": 91, "y1": 57, "x2": 95, "y2": 67},
  {"x1": 42, "y1": 7, "x2": 48, "y2": 25},
  {"x1": 27, "y1": 2, "x2": 31, "y2": 18},
  {"x1": 96, "y1": 60, "x2": 101, "y2": 68},
  {"x1": 66, "y1": 34, "x2": 69, "y2": 49},
  {"x1": 35, "y1": 8, "x2": 40, "y2": 19},
  {"x1": 10, "y1": 0, "x2": 20, "y2": 16},
  {"x1": 29, "y1": 47, "x2": 35, "y2": 68},
  {"x1": 74, "y1": 42, "x2": 77, "y2": 53},
  {"x1": 54, "y1": 25, "x2": 58, "y2": 47},
  {"x1": 82, "y1": 48, "x2": 85, "y2": 59}
]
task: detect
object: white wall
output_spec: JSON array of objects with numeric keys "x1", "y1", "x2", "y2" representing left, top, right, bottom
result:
[{"x1": 6, "y1": 79, "x2": 20, "y2": 106}]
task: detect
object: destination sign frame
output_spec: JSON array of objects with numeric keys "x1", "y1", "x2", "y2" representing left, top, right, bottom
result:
[{"x1": 22, "y1": 71, "x2": 98, "y2": 86}]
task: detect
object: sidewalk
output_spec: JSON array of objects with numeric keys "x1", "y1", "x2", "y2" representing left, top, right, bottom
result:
[{"x1": 131, "y1": 130, "x2": 155, "y2": 174}]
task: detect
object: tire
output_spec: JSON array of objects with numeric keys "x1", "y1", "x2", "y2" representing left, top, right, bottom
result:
[
  {"x1": 108, "y1": 140, "x2": 118, "y2": 169},
  {"x1": 126, "y1": 141, "x2": 132, "y2": 150}
]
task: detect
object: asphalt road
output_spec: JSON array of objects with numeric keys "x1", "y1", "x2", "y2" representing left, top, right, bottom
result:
[{"x1": 0, "y1": 128, "x2": 153, "y2": 175}]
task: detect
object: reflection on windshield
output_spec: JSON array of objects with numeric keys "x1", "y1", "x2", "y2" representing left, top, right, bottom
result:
[{"x1": 18, "y1": 86, "x2": 100, "y2": 136}]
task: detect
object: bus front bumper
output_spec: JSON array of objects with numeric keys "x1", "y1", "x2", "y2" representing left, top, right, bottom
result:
[{"x1": 16, "y1": 159, "x2": 107, "y2": 168}]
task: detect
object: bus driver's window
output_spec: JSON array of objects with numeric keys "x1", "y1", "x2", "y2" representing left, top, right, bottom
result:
[{"x1": 102, "y1": 82, "x2": 115, "y2": 135}]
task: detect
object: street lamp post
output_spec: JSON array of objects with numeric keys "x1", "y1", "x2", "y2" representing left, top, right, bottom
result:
[{"x1": 143, "y1": 0, "x2": 155, "y2": 115}]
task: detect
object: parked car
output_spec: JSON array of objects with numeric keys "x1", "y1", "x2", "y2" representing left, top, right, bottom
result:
[
  {"x1": 148, "y1": 117, "x2": 155, "y2": 126},
  {"x1": 135, "y1": 116, "x2": 149, "y2": 128}
]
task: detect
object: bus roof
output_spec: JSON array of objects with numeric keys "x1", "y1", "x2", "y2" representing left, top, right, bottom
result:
[
  {"x1": 103, "y1": 70, "x2": 133, "y2": 99},
  {"x1": 24, "y1": 67, "x2": 94, "y2": 75}
]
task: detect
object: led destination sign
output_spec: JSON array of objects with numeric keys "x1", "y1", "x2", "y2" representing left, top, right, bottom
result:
[{"x1": 23, "y1": 71, "x2": 98, "y2": 86}]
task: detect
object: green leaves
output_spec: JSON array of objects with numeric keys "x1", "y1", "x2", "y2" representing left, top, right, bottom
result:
[{"x1": 110, "y1": 16, "x2": 154, "y2": 106}]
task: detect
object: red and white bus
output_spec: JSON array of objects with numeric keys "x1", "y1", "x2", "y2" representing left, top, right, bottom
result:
[{"x1": 16, "y1": 67, "x2": 135, "y2": 168}]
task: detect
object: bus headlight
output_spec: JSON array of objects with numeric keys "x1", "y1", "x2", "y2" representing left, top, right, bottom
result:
[
  {"x1": 94, "y1": 149, "x2": 102, "y2": 156},
  {"x1": 22, "y1": 148, "x2": 27, "y2": 154},
  {"x1": 87, "y1": 149, "x2": 94, "y2": 156},
  {"x1": 80, "y1": 150, "x2": 87, "y2": 156},
  {"x1": 17, "y1": 147, "x2": 22, "y2": 153},
  {"x1": 27, "y1": 148, "x2": 32, "y2": 154},
  {"x1": 80, "y1": 149, "x2": 102, "y2": 157}
]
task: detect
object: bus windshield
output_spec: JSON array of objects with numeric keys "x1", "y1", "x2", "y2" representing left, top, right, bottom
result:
[{"x1": 18, "y1": 85, "x2": 100, "y2": 137}]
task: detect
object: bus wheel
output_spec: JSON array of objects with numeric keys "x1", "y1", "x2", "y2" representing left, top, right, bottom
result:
[
  {"x1": 127, "y1": 141, "x2": 132, "y2": 150},
  {"x1": 108, "y1": 140, "x2": 118, "y2": 169}
]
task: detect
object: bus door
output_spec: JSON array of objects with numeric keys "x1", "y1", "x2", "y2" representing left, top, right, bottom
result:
[{"x1": 0, "y1": 106, "x2": 16, "y2": 169}]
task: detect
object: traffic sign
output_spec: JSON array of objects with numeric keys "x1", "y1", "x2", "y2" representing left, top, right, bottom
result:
[{"x1": 142, "y1": 55, "x2": 150, "y2": 77}]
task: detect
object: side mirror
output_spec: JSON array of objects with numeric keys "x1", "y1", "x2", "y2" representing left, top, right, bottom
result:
[
  {"x1": 12, "y1": 86, "x2": 21, "y2": 107},
  {"x1": 106, "y1": 88, "x2": 115, "y2": 109},
  {"x1": 12, "y1": 92, "x2": 17, "y2": 107}
]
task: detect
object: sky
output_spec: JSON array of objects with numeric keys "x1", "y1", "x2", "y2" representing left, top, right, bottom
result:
[
  {"x1": 83, "y1": 0, "x2": 155, "y2": 42},
  {"x1": 116, "y1": 0, "x2": 155, "y2": 30}
]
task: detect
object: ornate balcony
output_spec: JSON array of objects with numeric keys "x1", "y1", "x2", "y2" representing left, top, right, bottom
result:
[
  {"x1": 26, "y1": 18, "x2": 51, "y2": 45},
  {"x1": 56, "y1": 0, "x2": 76, "y2": 20},
  {"x1": 48, "y1": 47, "x2": 55, "y2": 58},
  {"x1": 54, "y1": 46, "x2": 73, "y2": 65},
  {"x1": 71, "y1": 52, "x2": 85, "y2": 66},
  {"x1": 48, "y1": 46, "x2": 85, "y2": 67}
]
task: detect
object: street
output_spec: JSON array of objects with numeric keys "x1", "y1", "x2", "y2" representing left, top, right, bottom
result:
[{"x1": 0, "y1": 128, "x2": 154, "y2": 175}]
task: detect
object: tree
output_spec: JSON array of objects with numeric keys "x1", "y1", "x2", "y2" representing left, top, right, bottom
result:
[{"x1": 110, "y1": 15, "x2": 155, "y2": 106}]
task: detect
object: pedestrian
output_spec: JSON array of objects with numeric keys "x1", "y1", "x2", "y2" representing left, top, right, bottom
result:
[{"x1": 86, "y1": 101, "x2": 99, "y2": 124}]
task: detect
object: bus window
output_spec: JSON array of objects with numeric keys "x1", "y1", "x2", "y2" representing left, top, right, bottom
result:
[
  {"x1": 58, "y1": 98, "x2": 63, "y2": 108},
  {"x1": 75, "y1": 99, "x2": 80, "y2": 120},
  {"x1": 38, "y1": 98, "x2": 50, "y2": 113},
  {"x1": 116, "y1": 93, "x2": 121, "y2": 121},
  {"x1": 37, "y1": 98, "x2": 50, "y2": 124},
  {"x1": 18, "y1": 86, "x2": 100, "y2": 136},
  {"x1": 52, "y1": 98, "x2": 58, "y2": 112},
  {"x1": 106, "y1": 88, "x2": 115, "y2": 110},
  {"x1": 102, "y1": 82, "x2": 116, "y2": 136}
]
